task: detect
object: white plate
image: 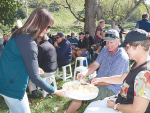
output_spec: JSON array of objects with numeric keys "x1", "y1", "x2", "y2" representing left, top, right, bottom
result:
[{"x1": 62, "y1": 81, "x2": 99, "y2": 100}]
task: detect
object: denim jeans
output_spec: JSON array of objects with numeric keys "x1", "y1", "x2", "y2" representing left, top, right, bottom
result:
[
  {"x1": 0, "y1": 92, "x2": 31, "y2": 113},
  {"x1": 93, "y1": 53, "x2": 99, "y2": 61}
]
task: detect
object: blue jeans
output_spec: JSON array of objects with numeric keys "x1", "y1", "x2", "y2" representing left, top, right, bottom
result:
[
  {"x1": 0, "y1": 92, "x2": 31, "y2": 113},
  {"x1": 93, "y1": 53, "x2": 99, "y2": 61}
]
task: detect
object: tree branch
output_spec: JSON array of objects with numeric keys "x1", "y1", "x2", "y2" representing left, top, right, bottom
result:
[
  {"x1": 124, "y1": 0, "x2": 144, "y2": 21},
  {"x1": 105, "y1": 0, "x2": 144, "y2": 24},
  {"x1": 64, "y1": 0, "x2": 84, "y2": 22},
  {"x1": 143, "y1": 2, "x2": 150, "y2": 14}
]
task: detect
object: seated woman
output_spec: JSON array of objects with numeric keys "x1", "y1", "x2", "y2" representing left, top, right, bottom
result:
[
  {"x1": 84, "y1": 29, "x2": 150, "y2": 113},
  {"x1": 28, "y1": 34, "x2": 58, "y2": 98},
  {"x1": 93, "y1": 31, "x2": 105, "y2": 61}
]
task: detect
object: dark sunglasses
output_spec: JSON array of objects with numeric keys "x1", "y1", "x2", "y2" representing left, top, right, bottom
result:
[
  {"x1": 56, "y1": 37, "x2": 60, "y2": 39},
  {"x1": 105, "y1": 34, "x2": 117, "y2": 38},
  {"x1": 47, "y1": 26, "x2": 51, "y2": 30}
]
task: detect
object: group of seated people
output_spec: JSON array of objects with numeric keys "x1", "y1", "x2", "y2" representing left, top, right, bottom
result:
[
  {"x1": 2, "y1": 21, "x2": 150, "y2": 113},
  {"x1": 2, "y1": 8, "x2": 150, "y2": 113},
  {"x1": 65, "y1": 29, "x2": 150, "y2": 113}
]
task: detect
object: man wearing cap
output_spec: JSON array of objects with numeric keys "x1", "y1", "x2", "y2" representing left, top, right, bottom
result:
[
  {"x1": 84, "y1": 29, "x2": 150, "y2": 113},
  {"x1": 85, "y1": 31, "x2": 95, "y2": 59},
  {"x1": 135, "y1": 13, "x2": 150, "y2": 32},
  {"x1": 72, "y1": 32, "x2": 89, "y2": 60},
  {"x1": 54, "y1": 32, "x2": 72, "y2": 67},
  {"x1": 68, "y1": 32, "x2": 78, "y2": 48},
  {"x1": 108, "y1": 22, "x2": 120, "y2": 33},
  {"x1": 65, "y1": 30, "x2": 129, "y2": 113}
]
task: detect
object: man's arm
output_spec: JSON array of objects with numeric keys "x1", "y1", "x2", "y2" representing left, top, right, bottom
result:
[{"x1": 77, "y1": 61, "x2": 100, "y2": 80}]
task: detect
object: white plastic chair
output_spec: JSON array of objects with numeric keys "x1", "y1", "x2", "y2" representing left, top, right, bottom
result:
[
  {"x1": 38, "y1": 73, "x2": 57, "y2": 97},
  {"x1": 75, "y1": 57, "x2": 88, "y2": 68},
  {"x1": 73, "y1": 66, "x2": 87, "y2": 80},
  {"x1": 56, "y1": 64, "x2": 72, "y2": 81}
]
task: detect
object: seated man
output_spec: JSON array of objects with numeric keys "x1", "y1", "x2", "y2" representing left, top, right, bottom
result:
[
  {"x1": 66, "y1": 35, "x2": 71, "y2": 40},
  {"x1": 72, "y1": 32, "x2": 89, "y2": 60},
  {"x1": 11, "y1": 25, "x2": 18, "y2": 34},
  {"x1": 54, "y1": 32, "x2": 72, "y2": 67},
  {"x1": 84, "y1": 29, "x2": 150, "y2": 113},
  {"x1": 28, "y1": 34, "x2": 58, "y2": 98},
  {"x1": 84, "y1": 31, "x2": 95, "y2": 59},
  {"x1": 108, "y1": 22, "x2": 120, "y2": 33},
  {"x1": 65, "y1": 30, "x2": 129, "y2": 113},
  {"x1": 68, "y1": 32, "x2": 78, "y2": 48}
]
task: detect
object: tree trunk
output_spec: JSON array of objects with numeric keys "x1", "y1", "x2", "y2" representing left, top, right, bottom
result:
[{"x1": 84, "y1": 0, "x2": 98, "y2": 37}]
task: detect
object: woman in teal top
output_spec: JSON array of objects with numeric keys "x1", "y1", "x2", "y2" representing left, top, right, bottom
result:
[{"x1": 0, "y1": 7, "x2": 67, "y2": 113}]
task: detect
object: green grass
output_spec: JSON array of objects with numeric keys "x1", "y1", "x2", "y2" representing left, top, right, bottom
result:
[{"x1": 0, "y1": 61, "x2": 91, "y2": 113}]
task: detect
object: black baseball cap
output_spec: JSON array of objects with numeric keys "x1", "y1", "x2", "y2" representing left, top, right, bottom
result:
[
  {"x1": 119, "y1": 29, "x2": 149, "y2": 47},
  {"x1": 79, "y1": 32, "x2": 84, "y2": 35},
  {"x1": 55, "y1": 32, "x2": 65, "y2": 37},
  {"x1": 85, "y1": 31, "x2": 89, "y2": 35}
]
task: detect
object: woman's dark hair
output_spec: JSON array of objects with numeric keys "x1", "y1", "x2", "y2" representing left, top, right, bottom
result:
[{"x1": 14, "y1": 7, "x2": 54, "y2": 40}]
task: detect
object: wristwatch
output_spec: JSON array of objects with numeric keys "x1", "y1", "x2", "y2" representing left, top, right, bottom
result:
[{"x1": 114, "y1": 103, "x2": 120, "y2": 111}]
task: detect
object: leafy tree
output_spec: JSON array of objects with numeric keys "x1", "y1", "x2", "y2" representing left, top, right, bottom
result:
[
  {"x1": 0, "y1": 0, "x2": 22, "y2": 27},
  {"x1": 17, "y1": 8, "x2": 26, "y2": 19},
  {"x1": 59, "y1": 0, "x2": 150, "y2": 36}
]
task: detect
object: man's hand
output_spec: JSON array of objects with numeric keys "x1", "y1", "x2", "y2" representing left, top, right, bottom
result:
[
  {"x1": 54, "y1": 41, "x2": 58, "y2": 47},
  {"x1": 75, "y1": 47, "x2": 80, "y2": 50},
  {"x1": 77, "y1": 72, "x2": 86, "y2": 80},
  {"x1": 72, "y1": 46, "x2": 75, "y2": 49}
]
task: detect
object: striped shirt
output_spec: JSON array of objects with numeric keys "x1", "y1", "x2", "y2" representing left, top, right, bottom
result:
[{"x1": 95, "y1": 46, "x2": 129, "y2": 95}]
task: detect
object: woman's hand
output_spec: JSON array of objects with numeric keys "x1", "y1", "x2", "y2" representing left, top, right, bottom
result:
[
  {"x1": 54, "y1": 90, "x2": 68, "y2": 98},
  {"x1": 91, "y1": 78, "x2": 102, "y2": 85},
  {"x1": 39, "y1": 68, "x2": 44, "y2": 75},
  {"x1": 107, "y1": 100, "x2": 115, "y2": 108},
  {"x1": 95, "y1": 50, "x2": 100, "y2": 54}
]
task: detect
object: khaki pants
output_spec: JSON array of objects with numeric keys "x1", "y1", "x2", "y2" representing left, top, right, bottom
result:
[{"x1": 89, "y1": 85, "x2": 115, "y2": 102}]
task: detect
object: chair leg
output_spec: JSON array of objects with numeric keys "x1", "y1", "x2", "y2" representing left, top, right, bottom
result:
[
  {"x1": 52, "y1": 75, "x2": 57, "y2": 90},
  {"x1": 62, "y1": 67, "x2": 66, "y2": 81},
  {"x1": 56, "y1": 68, "x2": 59, "y2": 78},
  {"x1": 88, "y1": 55, "x2": 91, "y2": 65},
  {"x1": 74, "y1": 69, "x2": 77, "y2": 81},
  {"x1": 69, "y1": 65, "x2": 72, "y2": 77}
]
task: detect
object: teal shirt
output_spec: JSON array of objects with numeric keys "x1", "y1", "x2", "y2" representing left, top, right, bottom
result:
[{"x1": 0, "y1": 34, "x2": 55, "y2": 100}]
